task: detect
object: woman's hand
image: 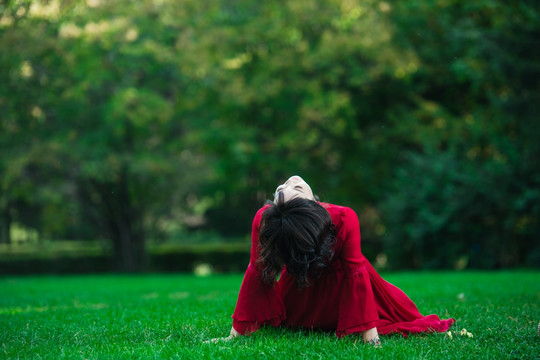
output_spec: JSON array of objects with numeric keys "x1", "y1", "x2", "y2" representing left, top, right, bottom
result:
[{"x1": 204, "y1": 326, "x2": 241, "y2": 343}]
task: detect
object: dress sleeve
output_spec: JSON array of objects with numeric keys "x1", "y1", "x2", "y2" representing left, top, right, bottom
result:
[
  {"x1": 231, "y1": 207, "x2": 286, "y2": 334},
  {"x1": 336, "y1": 207, "x2": 380, "y2": 337}
]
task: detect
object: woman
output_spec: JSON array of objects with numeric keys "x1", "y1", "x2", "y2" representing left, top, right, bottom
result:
[{"x1": 214, "y1": 175, "x2": 455, "y2": 346}]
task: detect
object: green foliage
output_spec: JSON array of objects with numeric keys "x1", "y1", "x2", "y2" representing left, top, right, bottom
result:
[
  {"x1": 382, "y1": 148, "x2": 540, "y2": 269},
  {"x1": 0, "y1": 0, "x2": 208, "y2": 269},
  {"x1": 0, "y1": 272, "x2": 538, "y2": 359},
  {"x1": 381, "y1": 0, "x2": 540, "y2": 269},
  {"x1": 1, "y1": 0, "x2": 539, "y2": 270}
]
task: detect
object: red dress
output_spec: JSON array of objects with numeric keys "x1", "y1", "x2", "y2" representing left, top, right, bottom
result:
[{"x1": 232, "y1": 203, "x2": 455, "y2": 337}]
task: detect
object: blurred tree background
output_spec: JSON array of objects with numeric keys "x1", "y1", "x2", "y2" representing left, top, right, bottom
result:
[{"x1": 1, "y1": 0, "x2": 538, "y2": 272}]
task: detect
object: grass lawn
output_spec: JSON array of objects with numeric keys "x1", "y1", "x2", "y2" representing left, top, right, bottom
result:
[{"x1": 0, "y1": 271, "x2": 538, "y2": 359}]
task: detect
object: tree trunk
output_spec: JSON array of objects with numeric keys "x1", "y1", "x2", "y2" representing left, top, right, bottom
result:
[
  {"x1": 0, "y1": 200, "x2": 12, "y2": 245},
  {"x1": 89, "y1": 169, "x2": 147, "y2": 272},
  {"x1": 112, "y1": 168, "x2": 146, "y2": 272}
]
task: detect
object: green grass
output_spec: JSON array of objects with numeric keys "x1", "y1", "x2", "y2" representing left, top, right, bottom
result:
[{"x1": 0, "y1": 271, "x2": 538, "y2": 359}]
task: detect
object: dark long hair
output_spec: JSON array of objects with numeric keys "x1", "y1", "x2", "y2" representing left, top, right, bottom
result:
[{"x1": 257, "y1": 198, "x2": 336, "y2": 288}]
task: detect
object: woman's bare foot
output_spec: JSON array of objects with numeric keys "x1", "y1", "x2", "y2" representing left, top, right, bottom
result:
[
  {"x1": 204, "y1": 326, "x2": 241, "y2": 344},
  {"x1": 363, "y1": 327, "x2": 381, "y2": 348}
]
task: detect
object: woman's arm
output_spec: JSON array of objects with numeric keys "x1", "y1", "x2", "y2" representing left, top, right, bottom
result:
[
  {"x1": 338, "y1": 207, "x2": 380, "y2": 345},
  {"x1": 206, "y1": 206, "x2": 284, "y2": 342}
]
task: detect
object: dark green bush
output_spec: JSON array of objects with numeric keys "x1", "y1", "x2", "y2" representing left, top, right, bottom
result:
[
  {"x1": 382, "y1": 148, "x2": 540, "y2": 270},
  {"x1": 0, "y1": 245, "x2": 251, "y2": 275}
]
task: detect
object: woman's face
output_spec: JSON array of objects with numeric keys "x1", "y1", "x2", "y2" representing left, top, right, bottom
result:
[{"x1": 274, "y1": 175, "x2": 315, "y2": 203}]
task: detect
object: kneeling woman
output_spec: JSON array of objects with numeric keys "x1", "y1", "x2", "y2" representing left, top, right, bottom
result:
[{"x1": 217, "y1": 176, "x2": 455, "y2": 346}]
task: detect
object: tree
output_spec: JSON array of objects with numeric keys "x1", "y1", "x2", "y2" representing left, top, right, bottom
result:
[
  {"x1": 0, "y1": 0, "x2": 207, "y2": 270},
  {"x1": 178, "y1": 0, "x2": 412, "y2": 237},
  {"x1": 381, "y1": 0, "x2": 540, "y2": 268},
  {"x1": 1, "y1": 0, "x2": 538, "y2": 271}
]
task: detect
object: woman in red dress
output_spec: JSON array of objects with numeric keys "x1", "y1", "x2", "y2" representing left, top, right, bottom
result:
[{"x1": 215, "y1": 176, "x2": 455, "y2": 346}]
